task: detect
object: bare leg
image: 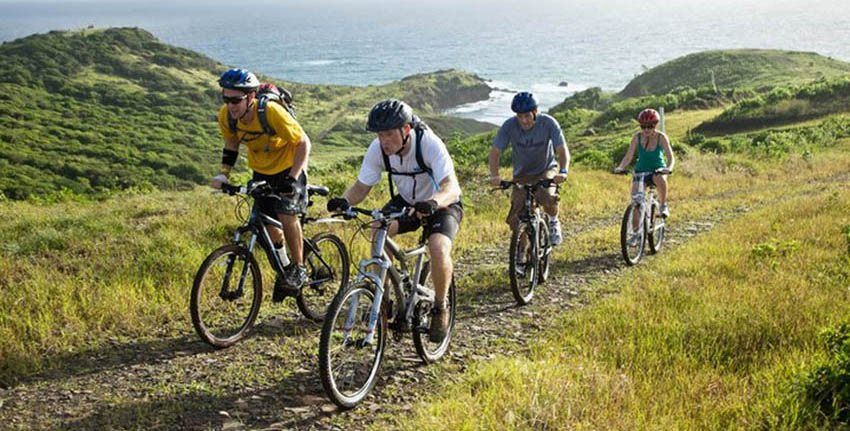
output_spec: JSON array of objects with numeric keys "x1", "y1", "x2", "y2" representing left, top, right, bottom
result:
[
  {"x1": 630, "y1": 181, "x2": 641, "y2": 232},
  {"x1": 427, "y1": 233, "x2": 453, "y2": 304},
  {"x1": 280, "y1": 214, "x2": 303, "y2": 265},
  {"x1": 654, "y1": 174, "x2": 668, "y2": 206}
]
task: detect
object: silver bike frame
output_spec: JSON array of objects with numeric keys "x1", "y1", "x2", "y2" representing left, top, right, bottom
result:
[
  {"x1": 342, "y1": 209, "x2": 435, "y2": 345},
  {"x1": 632, "y1": 171, "x2": 664, "y2": 237}
]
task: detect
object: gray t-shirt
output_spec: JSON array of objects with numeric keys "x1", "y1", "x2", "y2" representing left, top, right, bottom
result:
[{"x1": 492, "y1": 113, "x2": 566, "y2": 177}]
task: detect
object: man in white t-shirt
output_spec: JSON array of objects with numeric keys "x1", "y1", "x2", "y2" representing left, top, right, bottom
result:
[{"x1": 327, "y1": 99, "x2": 463, "y2": 343}]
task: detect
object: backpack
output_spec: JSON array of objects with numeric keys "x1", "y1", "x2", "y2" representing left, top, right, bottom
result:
[
  {"x1": 227, "y1": 83, "x2": 297, "y2": 136},
  {"x1": 380, "y1": 119, "x2": 438, "y2": 201}
]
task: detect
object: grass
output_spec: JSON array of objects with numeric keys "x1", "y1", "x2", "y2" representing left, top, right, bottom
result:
[
  {"x1": 5, "y1": 131, "x2": 847, "y2": 385},
  {"x1": 381, "y1": 141, "x2": 850, "y2": 430}
]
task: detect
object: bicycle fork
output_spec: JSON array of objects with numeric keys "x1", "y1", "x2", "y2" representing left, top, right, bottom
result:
[{"x1": 219, "y1": 232, "x2": 258, "y2": 301}]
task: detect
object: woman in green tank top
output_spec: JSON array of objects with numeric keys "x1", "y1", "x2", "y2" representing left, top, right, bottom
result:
[{"x1": 613, "y1": 108, "x2": 675, "y2": 217}]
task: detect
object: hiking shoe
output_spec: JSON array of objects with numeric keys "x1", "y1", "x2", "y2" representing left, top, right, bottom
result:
[
  {"x1": 627, "y1": 232, "x2": 641, "y2": 247},
  {"x1": 285, "y1": 264, "x2": 308, "y2": 289},
  {"x1": 660, "y1": 204, "x2": 670, "y2": 218},
  {"x1": 272, "y1": 265, "x2": 303, "y2": 303},
  {"x1": 514, "y1": 260, "x2": 526, "y2": 276},
  {"x1": 548, "y1": 218, "x2": 563, "y2": 246},
  {"x1": 272, "y1": 274, "x2": 295, "y2": 303},
  {"x1": 428, "y1": 303, "x2": 451, "y2": 343}
]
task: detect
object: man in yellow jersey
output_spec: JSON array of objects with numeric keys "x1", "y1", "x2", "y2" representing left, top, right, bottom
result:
[{"x1": 210, "y1": 68, "x2": 312, "y2": 302}]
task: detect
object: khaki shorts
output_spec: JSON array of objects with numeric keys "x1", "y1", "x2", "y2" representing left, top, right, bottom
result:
[{"x1": 506, "y1": 168, "x2": 559, "y2": 230}]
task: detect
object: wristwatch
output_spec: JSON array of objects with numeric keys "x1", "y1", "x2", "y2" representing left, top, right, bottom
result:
[{"x1": 558, "y1": 167, "x2": 568, "y2": 175}]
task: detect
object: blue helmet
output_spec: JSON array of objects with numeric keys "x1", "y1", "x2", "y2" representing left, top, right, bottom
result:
[
  {"x1": 511, "y1": 92, "x2": 538, "y2": 113},
  {"x1": 218, "y1": 68, "x2": 259, "y2": 92}
]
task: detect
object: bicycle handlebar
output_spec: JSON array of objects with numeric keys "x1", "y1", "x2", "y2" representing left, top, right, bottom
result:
[
  {"x1": 219, "y1": 181, "x2": 280, "y2": 199},
  {"x1": 496, "y1": 178, "x2": 555, "y2": 190},
  {"x1": 612, "y1": 169, "x2": 673, "y2": 176},
  {"x1": 334, "y1": 205, "x2": 409, "y2": 222}
]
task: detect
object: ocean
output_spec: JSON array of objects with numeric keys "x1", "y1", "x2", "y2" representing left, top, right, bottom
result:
[{"x1": 1, "y1": 0, "x2": 849, "y2": 124}]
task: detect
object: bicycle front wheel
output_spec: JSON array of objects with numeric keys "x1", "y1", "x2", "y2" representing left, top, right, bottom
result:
[
  {"x1": 620, "y1": 203, "x2": 645, "y2": 266},
  {"x1": 297, "y1": 232, "x2": 350, "y2": 322},
  {"x1": 538, "y1": 217, "x2": 551, "y2": 284},
  {"x1": 648, "y1": 201, "x2": 665, "y2": 254},
  {"x1": 412, "y1": 261, "x2": 456, "y2": 363},
  {"x1": 509, "y1": 221, "x2": 538, "y2": 305},
  {"x1": 190, "y1": 244, "x2": 262, "y2": 348},
  {"x1": 319, "y1": 280, "x2": 386, "y2": 409}
]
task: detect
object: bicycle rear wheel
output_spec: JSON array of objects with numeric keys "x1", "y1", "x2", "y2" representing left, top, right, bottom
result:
[
  {"x1": 412, "y1": 261, "x2": 456, "y2": 363},
  {"x1": 620, "y1": 203, "x2": 645, "y2": 266},
  {"x1": 297, "y1": 232, "x2": 350, "y2": 322},
  {"x1": 648, "y1": 201, "x2": 665, "y2": 254},
  {"x1": 190, "y1": 244, "x2": 262, "y2": 348},
  {"x1": 319, "y1": 280, "x2": 386, "y2": 409},
  {"x1": 509, "y1": 221, "x2": 538, "y2": 305}
]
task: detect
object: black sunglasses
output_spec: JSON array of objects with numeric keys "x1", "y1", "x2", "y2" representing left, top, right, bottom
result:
[
  {"x1": 640, "y1": 124, "x2": 655, "y2": 129},
  {"x1": 222, "y1": 94, "x2": 248, "y2": 105}
]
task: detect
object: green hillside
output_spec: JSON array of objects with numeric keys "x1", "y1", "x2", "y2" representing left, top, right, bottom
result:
[
  {"x1": 0, "y1": 27, "x2": 494, "y2": 200},
  {"x1": 620, "y1": 49, "x2": 850, "y2": 97}
]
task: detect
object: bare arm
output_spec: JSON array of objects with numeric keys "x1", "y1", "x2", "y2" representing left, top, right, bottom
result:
[
  {"x1": 220, "y1": 135, "x2": 240, "y2": 172},
  {"x1": 557, "y1": 143, "x2": 570, "y2": 171},
  {"x1": 288, "y1": 133, "x2": 311, "y2": 178},
  {"x1": 488, "y1": 147, "x2": 502, "y2": 185},
  {"x1": 430, "y1": 173, "x2": 461, "y2": 208},
  {"x1": 552, "y1": 144, "x2": 570, "y2": 184},
  {"x1": 342, "y1": 180, "x2": 372, "y2": 206},
  {"x1": 661, "y1": 135, "x2": 675, "y2": 172},
  {"x1": 212, "y1": 135, "x2": 241, "y2": 188},
  {"x1": 615, "y1": 135, "x2": 638, "y2": 171}
]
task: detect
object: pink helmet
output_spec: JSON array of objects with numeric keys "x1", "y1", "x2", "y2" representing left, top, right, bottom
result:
[{"x1": 638, "y1": 108, "x2": 660, "y2": 126}]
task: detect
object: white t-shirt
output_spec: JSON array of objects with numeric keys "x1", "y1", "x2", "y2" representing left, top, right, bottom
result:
[{"x1": 357, "y1": 128, "x2": 458, "y2": 204}]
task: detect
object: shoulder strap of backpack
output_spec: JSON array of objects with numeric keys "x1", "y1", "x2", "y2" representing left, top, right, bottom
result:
[
  {"x1": 381, "y1": 148, "x2": 397, "y2": 199},
  {"x1": 413, "y1": 123, "x2": 431, "y2": 176},
  {"x1": 256, "y1": 96, "x2": 276, "y2": 136}
]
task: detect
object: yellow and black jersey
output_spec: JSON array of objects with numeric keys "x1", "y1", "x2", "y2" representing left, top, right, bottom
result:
[{"x1": 217, "y1": 102, "x2": 305, "y2": 175}]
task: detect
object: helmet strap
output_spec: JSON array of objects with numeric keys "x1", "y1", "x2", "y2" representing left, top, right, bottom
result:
[
  {"x1": 396, "y1": 127, "x2": 409, "y2": 156},
  {"x1": 237, "y1": 96, "x2": 255, "y2": 124}
]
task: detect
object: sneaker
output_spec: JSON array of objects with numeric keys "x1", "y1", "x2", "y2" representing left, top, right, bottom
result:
[
  {"x1": 627, "y1": 231, "x2": 641, "y2": 247},
  {"x1": 272, "y1": 265, "x2": 302, "y2": 303},
  {"x1": 285, "y1": 265, "x2": 308, "y2": 289},
  {"x1": 660, "y1": 204, "x2": 670, "y2": 218},
  {"x1": 272, "y1": 274, "x2": 293, "y2": 303},
  {"x1": 548, "y1": 218, "x2": 563, "y2": 246},
  {"x1": 428, "y1": 303, "x2": 451, "y2": 343},
  {"x1": 514, "y1": 259, "x2": 526, "y2": 276}
]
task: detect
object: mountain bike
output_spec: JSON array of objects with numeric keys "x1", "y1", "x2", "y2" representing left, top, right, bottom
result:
[
  {"x1": 318, "y1": 205, "x2": 456, "y2": 408},
  {"x1": 496, "y1": 179, "x2": 554, "y2": 305},
  {"x1": 616, "y1": 170, "x2": 668, "y2": 265},
  {"x1": 190, "y1": 180, "x2": 350, "y2": 348}
]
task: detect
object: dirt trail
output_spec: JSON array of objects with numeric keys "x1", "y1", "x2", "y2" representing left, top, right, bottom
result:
[{"x1": 0, "y1": 176, "x2": 843, "y2": 431}]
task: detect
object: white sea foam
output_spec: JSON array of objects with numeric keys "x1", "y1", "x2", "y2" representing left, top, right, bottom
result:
[
  {"x1": 446, "y1": 80, "x2": 590, "y2": 125},
  {"x1": 304, "y1": 60, "x2": 337, "y2": 66}
]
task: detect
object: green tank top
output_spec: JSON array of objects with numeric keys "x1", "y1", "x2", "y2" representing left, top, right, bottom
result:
[{"x1": 634, "y1": 133, "x2": 667, "y2": 173}]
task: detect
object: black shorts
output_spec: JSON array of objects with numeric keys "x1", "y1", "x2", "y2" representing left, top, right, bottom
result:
[
  {"x1": 252, "y1": 168, "x2": 308, "y2": 217},
  {"x1": 381, "y1": 194, "x2": 464, "y2": 242}
]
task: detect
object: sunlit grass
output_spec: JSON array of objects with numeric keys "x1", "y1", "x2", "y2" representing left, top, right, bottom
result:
[{"x1": 385, "y1": 144, "x2": 850, "y2": 430}]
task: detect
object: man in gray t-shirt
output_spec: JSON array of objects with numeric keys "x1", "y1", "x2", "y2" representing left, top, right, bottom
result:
[{"x1": 489, "y1": 92, "x2": 570, "y2": 246}]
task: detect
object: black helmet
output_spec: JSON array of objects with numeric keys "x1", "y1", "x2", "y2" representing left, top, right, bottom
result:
[
  {"x1": 511, "y1": 92, "x2": 538, "y2": 113},
  {"x1": 366, "y1": 99, "x2": 413, "y2": 132}
]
